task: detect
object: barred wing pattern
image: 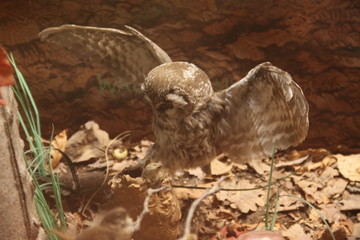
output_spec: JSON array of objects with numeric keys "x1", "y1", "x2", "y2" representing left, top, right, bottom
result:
[
  {"x1": 39, "y1": 25, "x2": 171, "y2": 85},
  {"x1": 217, "y1": 62, "x2": 309, "y2": 162}
]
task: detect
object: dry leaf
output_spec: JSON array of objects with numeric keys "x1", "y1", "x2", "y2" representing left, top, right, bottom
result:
[
  {"x1": 173, "y1": 187, "x2": 205, "y2": 200},
  {"x1": 340, "y1": 193, "x2": 360, "y2": 211},
  {"x1": 281, "y1": 224, "x2": 312, "y2": 240},
  {"x1": 215, "y1": 179, "x2": 265, "y2": 213},
  {"x1": 188, "y1": 167, "x2": 206, "y2": 180},
  {"x1": 50, "y1": 129, "x2": 68, "y2": 168},
  {"x1": 66, "y1": 121, "x2": 109, "y2": 163},
  {"x1": 336, "y1": 154, "x2": 360, "y2": 182},
  {"x1": 277, "y1": 193, "x2": 304, "y2": 212},
  {"x1": 87, "y1": 160, "x2": 114, "y2": 169},
  {"x1": 321, "y1": 178, "x2": 348, "y2": 199},
  {"x1": 64, "y1": 212, "x2": 84, "y2": 236},
  {"x1": 276, "y1": 155, "x2": 309, "y2": 168},
  {"x1": 277, "y1": 148, "x2": 330, "y2": 163},
  {"x1": 248, "y1": 159, "x2": 269, "y2": 175},
  {"x1": 303, "y1": 155, "x2": 337, "y2": 172},
  {"x1": 352, "y1": 223, "x2": 360, "y2": 238},
  {"x1": 295, "y1": 166, "x2": 347, "y2": 204},
  {"x1": 317, "y1": 204, "x2": 347, "y2": 224},
  {"x1": 211, "y1": 158, "x2": 233, "y2": 176},
  {"x1": 319, "y1": 166, "x2": 339, "y2": 182},
  {"x1": 112, "y1": 160, "x2": 138, "y2": 173},
  {"x1": 296, "y1": 179, "x2": 322, "y2": 199}
]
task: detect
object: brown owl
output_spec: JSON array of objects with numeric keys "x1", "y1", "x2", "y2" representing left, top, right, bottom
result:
[
  {"x1": 39, "y1": 25, "x2": 309, "y2": 173},
  {"x1": 143, "y1": 61, "x2": 308, "y2": 173}
]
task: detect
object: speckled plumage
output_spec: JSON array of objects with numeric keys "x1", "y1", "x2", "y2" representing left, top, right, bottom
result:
[
  {"x1": 144, "y1": 62, "x2": 309, "y2": 173},
  {"x1": 39, "y1": 25, "x2": 309, "y2": 173}
]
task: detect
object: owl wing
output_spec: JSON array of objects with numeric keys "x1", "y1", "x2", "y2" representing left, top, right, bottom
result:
[
  {"x1": 216, "y1": 62, "x2": 309, "y2": 162},
  {"x1": 39, "y1": 24, "x2": 171, "y2": 84}
]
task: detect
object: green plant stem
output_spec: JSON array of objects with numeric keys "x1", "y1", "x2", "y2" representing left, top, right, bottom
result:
[{"x1": 264, "y1": 149, "x2": 276, "y2": 230}]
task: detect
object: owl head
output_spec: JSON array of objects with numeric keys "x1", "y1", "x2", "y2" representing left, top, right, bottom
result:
[{"x1": 143, "y1": 62, "x2": 213, "y2": 121}]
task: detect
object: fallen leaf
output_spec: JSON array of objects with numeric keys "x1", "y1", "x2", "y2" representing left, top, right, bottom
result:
[
  {"x1": 320, "y1": 227, "x2": 347, "y2": 240},
  {"x1": 188, "y1": 167, "x2": 206, "y2": 180},
  {"x1": 317, "y1": 204, "x2": 347, "y2": 224},
  {"x1": 303, "y1": 155, "x2": 337, "y2": 173},
  {"x1": 281, "y1": 224, "x2": 312, "y2": 240},
  {"x1": 340, "y1": 193, "x2": 360, "y2": 211},
  {"x1": 320, "y1": 178, "x2": 348, "y2": 199},
  {"x1": 173, "y1": 187, "x2": 205, "y2": 200},
  {"x1": 277, "y1": 148, "x2": 330, "y2": 164},
  {"x1": 276, "y1": 155, "x2": 309, "y2": 168},
  {"x1": 211, "y1": 157, "x2": 233, "y2": 176},
  {"x1": 352, "y1": 223, "x2": 360, "y2": 238},
  {"x1": 248, "y1": 159, "x2": 269, "y2": 175},
  {"x1": 295, "y1": 166, "x2": 347, "y2": 204},
  {"x1": 66, "y1": 121, "x2": 109, "y2": 163},
  {"x1": 50, "y1": 129, "x2": 68, "y2": 168},
  {"x1": 296, "y1": 179, "x2": 322, "y2": 199},
  {"x1": 336, "y1": 154, "x2": 360, "y2": 182},
  {"x1": 112, "y1": 160, "x2": 138, "y2": 173},
  {"x1": 216, "y1": 178, "x2": 265, "y2": 213},
  {"x1": 277, "y1": 193, "x2": 304, "y2": 212}
]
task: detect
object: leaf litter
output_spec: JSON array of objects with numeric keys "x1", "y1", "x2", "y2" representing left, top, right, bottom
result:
[{"x1": 47, "y1": 121, "x2": 359, "y2": 240}]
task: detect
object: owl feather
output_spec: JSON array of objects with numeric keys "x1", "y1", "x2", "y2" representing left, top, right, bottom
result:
[{"x1": 38, "y1": 24, "x2": 171, "y2": 85}]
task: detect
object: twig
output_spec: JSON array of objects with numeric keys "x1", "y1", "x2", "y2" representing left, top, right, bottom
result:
[
  {"x1": 179, "y1": 176, "x2": 227, "y2": 240},
  {"x1": 134, "y1": 186, "x2": 167, "y2": 231},
  {"x1": 171, "y1": 167, "x2": 302, "y2": 192}
]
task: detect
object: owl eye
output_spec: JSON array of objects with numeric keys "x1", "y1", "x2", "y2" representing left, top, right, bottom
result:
[{"x1": 157, "y1": 101, "x2": 173, "y2": 112}]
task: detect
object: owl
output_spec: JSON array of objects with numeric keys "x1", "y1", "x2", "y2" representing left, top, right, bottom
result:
[{"x1": 39, "y1": 25, "x2": 309, "y2": 173}]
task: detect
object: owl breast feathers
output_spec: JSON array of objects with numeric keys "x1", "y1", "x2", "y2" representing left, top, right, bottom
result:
[{"x1": 39, "y1": 25, "x2": 309, "y2": 173}]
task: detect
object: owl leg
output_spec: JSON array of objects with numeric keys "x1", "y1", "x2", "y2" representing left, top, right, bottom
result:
[
  {"x1": 139, "y1": 144, "x2": 157, "y2": 168},
  {"x1": 201, "y1": 164, "x2": 212, "y2": 176}
]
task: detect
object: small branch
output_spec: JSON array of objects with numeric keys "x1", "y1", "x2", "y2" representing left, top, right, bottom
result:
[
  {"x1": 179, "y1": 176, "x2": 227, "y2": 240},
  {"x1": 134, "y1": 186, "x2": 167, "y2": 231},
  {"x1": 172, "y1": 171, "x2": 297, "y2": 191}
]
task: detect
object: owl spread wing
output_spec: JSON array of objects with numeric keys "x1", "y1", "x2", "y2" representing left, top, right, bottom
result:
[
  {"x1": 216, "y1": 62, "x2": 309, "y2": 162},
  {"x1": 39, "y1": 25, "x2": 171, "y2": 84}
]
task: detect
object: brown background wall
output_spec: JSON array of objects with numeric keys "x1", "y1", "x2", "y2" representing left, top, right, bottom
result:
[{"x1": 1, "y1": 0, "x2": 359, "y2": 153}]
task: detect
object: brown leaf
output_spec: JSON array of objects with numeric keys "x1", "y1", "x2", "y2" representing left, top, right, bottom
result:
[
  {"x1": 211, "y1": 157, "x2": 233, "y2": 176},
  {"x1": 215, "y1": 179, "x2": 265, "y2": 213},
  {"x1": 277, "y1": 193, "x2": 304, "y2": 212},
  {"x1": 340, "y1": 192, "x2": 360, "y2": 211},
  {"x1": 294, "y1": 166, "x2": 347, "y2": 204},
  {"x1": 336, "y1": 153, "x2": 360, "y2": 182},
  {"x1": 281, "y1": 224, "x2": 312, "y2": 240},
  {"x1": 50, "y1": 129, "x2": 68, "y2": 168},
  {"x1": 65, "y1": 121, "x2": 109, "y2": 163},
  {"x1": 248, "y1": 159, "x2": 269, "y2": 175},
  {"x1": 317, "y1": 204, "x2": 347, "y2": 224}
]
